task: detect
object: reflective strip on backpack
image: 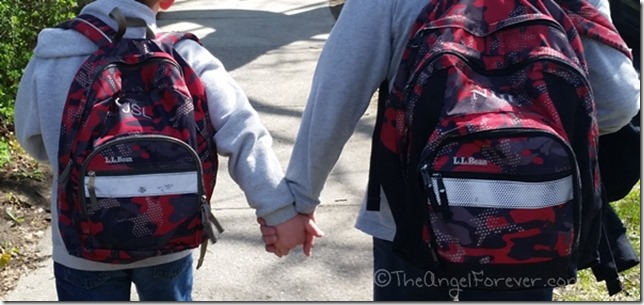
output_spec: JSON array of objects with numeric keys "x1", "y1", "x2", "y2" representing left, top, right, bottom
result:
[
  {"x1": 83, "y1": 171, "x2": 199, "y2": 197},
  {"x1": 431, "y1": 175, "x2": 574, "y2": 209}
]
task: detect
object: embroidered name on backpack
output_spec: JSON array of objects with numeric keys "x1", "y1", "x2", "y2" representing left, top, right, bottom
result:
[
  {"x1": 472, "y1": 89, "x2": 517, "y2": 104},
  {"x1": 116, "y1": 98, "x2": 153, "y2": 119}
]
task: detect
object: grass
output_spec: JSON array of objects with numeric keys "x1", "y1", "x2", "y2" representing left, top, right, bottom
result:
[{"x1": 554, "y1": 183, "x2": 641, "y2": 301}]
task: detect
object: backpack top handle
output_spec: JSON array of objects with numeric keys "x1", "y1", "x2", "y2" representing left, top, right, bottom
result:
[{"x1": 108, "y1": 7, "x2": 155, "y2": 41}]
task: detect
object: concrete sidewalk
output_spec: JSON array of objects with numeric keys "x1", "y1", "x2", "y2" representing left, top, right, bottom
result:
[{"x1": 5, "y1": 0, "x2": 377, "y2": 301}]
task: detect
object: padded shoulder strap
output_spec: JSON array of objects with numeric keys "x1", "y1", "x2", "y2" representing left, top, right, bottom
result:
[
  {"x1": 58, "y1": 14, "x2": 116, "y2": 48},
  {"x1": 366, "y1": 80, "x2": 391, "y2": 211},
  {"x1": 557, "y1": 0, "x2": 633, "y2": 59},
  {"x1": 156, "y1": 32, "x2": 201, "y2": 47},
  {"x1": 155, "y1": 32, "x2": 202, "y2": 60}
]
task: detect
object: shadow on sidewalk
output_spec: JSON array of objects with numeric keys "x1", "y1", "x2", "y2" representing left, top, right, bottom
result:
[
  {"x1": 158, "y1": 6, "x2": 333, "y2": 72},
  {"x1": 157, "y1": 4, "x2": 377, "y2": 147}
]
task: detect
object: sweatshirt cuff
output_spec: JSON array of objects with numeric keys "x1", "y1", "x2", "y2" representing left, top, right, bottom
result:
[
  {"x1": 259, "y1": 203, "x2": 298, "y2": 226},
  {"x1": 295, "y1": 202, "x2": 318, "y2": 215}
]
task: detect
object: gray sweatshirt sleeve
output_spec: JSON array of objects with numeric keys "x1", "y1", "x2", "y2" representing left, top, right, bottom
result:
[
  {"x1": 584, "y1": 0, "x2": 640, "y2": 135},
  {"x1": 14, "y1": 59, "x2": 48, "y2": 162},
  {"x1": 584, "y1": 39, "x2": 640, "y2": 135},
  {"x1": 175, "y1": 41, "x2": 297, "y2": 226},
  {"x1": 285, "y1": 0, "x2": 395, "y2": 214}
]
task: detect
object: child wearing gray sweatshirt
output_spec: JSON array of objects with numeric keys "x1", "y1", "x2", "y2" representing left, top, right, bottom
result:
[
  {"x1": 14, "y1": 0, "x2": 309, "y2": 301},
  {"x1": 279, "y1": 0, "x2": 640, "y2": 301}
]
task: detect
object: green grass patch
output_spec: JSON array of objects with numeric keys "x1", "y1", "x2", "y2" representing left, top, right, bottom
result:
[{"x1": 555, "y1": 182, "x2": 641, "y2": 301}]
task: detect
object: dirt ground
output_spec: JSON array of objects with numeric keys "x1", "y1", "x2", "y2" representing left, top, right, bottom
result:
[{"x1": 0, "y1": 160, "x2": 52, "y2": 298}]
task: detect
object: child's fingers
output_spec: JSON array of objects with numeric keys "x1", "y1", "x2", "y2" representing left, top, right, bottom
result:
[
  {"x1": 303, "y1": 232, "x2": 315, "y2": 257},
  {"x1": 274, "y1": 246, "x2": 290, "y2": 257},
  {"x1": 259, "y1": 224, "x2": 277, "y2": 238},
  {"x1": 265, "y1": 243, "x2": 276, "y2": 253},
  {"x1": 262, "y1": 234, "x2": 277, "y2": 245},
  {"x1": 302, "y1": 218, "x2": 323, "y2": 256},
  {"x1": 305, "y1": 218, "x2": 324, "y2": 237}
]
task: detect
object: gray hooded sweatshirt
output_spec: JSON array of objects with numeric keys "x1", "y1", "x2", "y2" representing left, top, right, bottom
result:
[
  {"x1": 14, "y1": 0, "x2": 297, "y2": 271},
  {"x1": 285, "y1": 0, "x2": 641, "y2": 242}
]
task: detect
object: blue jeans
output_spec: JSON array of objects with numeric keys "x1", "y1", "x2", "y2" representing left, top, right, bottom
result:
[
  {"x1": 54, "y1": 254, "x2": 193, "y2": 301},
  {"x1": 372, "y1": 237, "x2": 554, "y2": 301}
]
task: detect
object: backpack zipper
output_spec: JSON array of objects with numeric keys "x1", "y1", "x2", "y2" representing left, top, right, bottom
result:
[
  {"x1": 419, "y1": 169, "x2": 453, "y2": 220},
  {"x1": 434, "y1": 173, "x2": 452, "y2": 219},
  {"x1": 397, "y1": 14, "x2": 590, "y2": 269},
  {"x1": 79, "y1": 134, "x2": 204, "y2": 218},
  {"x1": 420, "y1": 163, "x2": 440, "y2": 210},
  {"x1": 404, "y1": 50, "x2": 588, "y2": 106},
  {"x1": 62, "y1": 55, "x2": 187, "y2": 182},
  {"x1": 87, "y1": 171, "x2": 98, "y2": 215},
  {"x1": 419, "y1": 128, "x2": 582, "y2": 246},
  {"x1": 88, "y1": 56, "x2": 184, "y2": 105},
  {"x1": 414, "y1": 17, "x2": 567, "y2": 43},
  {"x1": 419, "y1": 164, "x2": 443, "y2": 265},
  {"x1": 403, "y1": 18, "x2": 588, "y2": 104},
  {"x1": 397, "y1": 26, "x2": 591, "y2": 174},
  {"x1": 101, "y1": 56, "x2": 183, "y2": 76}
]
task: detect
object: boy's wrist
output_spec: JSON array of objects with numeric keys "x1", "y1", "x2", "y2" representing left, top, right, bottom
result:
[{"x1": 259, "y1": 203, "x2": 298, "y2": 226}]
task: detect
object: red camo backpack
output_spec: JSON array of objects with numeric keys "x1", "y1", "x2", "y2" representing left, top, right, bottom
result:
[
  {"x1": 56, "y1": 8, "x2": 224, "y2": 268},
  {"x1": 367, "y1": 0, "x2": 632, "y2": 290}
]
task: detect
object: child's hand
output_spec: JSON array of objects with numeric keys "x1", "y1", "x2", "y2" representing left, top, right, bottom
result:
[
  {"x1": 257, "y1": 216, "x2": 293, "y2": 257},
  {"x1": 257, "y1": 217, "x2": 282, "y2": 255},
  {"x1": 257, "y1": 213, "x2": 324, "y2": 257}
]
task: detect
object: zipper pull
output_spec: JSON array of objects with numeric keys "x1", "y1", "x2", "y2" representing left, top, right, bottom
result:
[
  {"x1": 87, "y1": 171, "x2": 98, "y2": 215},
  {"x1": 420, "y1": 164, "x2": 432, "y2": 189},
  {"x1": 428, "y1": 240, "x2": 440, "y2": 265},
  {"x1": 420, "y1": 164, "x2": 440, "y2": 209},
  {"x1": 59, "y1": 160, "x2": 73, "y2": 187},
  {"x1": 409, "y1": 28, "x2": 428, "y2": 48},
  {"x1": 201, "y1": 196, "x2": 224, "y2": 244},
  {"x1": 433, "y1": 173, "x2": 452, "y2": 219}
]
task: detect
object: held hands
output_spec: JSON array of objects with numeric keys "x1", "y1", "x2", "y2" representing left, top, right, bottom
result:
[{"x1": 257, "y1": 213, "x2": 324, "y2": 257}]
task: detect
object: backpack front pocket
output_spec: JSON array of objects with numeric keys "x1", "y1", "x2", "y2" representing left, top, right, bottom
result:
[{"x1": 418, "y1": 128, "x2": 580, "y2": 265}]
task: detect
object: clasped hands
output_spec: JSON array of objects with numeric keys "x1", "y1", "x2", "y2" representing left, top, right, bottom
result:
[{"x1": 257, "y1": 213, "x2": 324, "y2": 257}]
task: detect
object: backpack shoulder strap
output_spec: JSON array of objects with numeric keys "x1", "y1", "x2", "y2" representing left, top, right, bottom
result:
[
  {"x1": 557, "y1": 0, "x2": 633, "y2": 59},
  {"x1": 154, "y1": 31, "x2": 216, "y2": 153},
  {"x1": 56, "y1": 14, "x2": 117, "y2": 166},
  {"x1": 154, "y1": 31, "x2": 220, "y2": 270},
  {"x1": 58, "y1": 14, "x2": 116, "y2": 48},
  {"x1": 366, "y1": 80, "x2": 390, "y2": 211},
  {"x1": 156, "y1": 32, "x2": 201, "y2": 47},
  {"x1": 59, "y1": 7, "x2": 161, "y2": 47}
]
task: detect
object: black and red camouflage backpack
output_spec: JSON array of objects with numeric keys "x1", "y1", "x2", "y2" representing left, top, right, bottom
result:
[
  {"x1": 367, "y1": 0, "x2": 633, "y2": 290},
  {"x1": 56, "y1": 8, "x2": 223, "y2": 268}
]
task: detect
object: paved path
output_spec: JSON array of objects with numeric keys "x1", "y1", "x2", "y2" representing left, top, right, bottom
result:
[{"x1": 5, "y1": 0, "x2": 377, "y2": 301}]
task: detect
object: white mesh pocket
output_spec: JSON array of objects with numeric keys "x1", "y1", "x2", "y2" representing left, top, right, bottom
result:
[{"x1": 431, "y1": 175, "x2": 574, "y2": 209}]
